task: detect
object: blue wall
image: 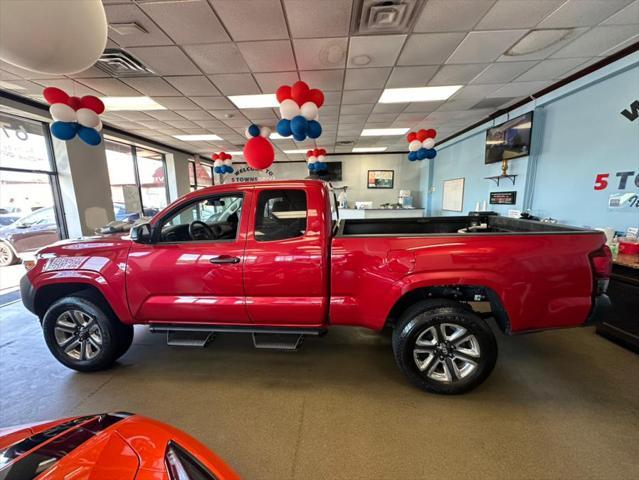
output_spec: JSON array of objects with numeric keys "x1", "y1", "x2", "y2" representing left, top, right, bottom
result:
[{"x1": 422, "y1": 53, "x2": 639, "y2": 232}]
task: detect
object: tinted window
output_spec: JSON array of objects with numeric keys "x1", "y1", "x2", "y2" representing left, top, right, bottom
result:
[{"x1": 255, "y1": 190, "x2": 307, "y2": 242}]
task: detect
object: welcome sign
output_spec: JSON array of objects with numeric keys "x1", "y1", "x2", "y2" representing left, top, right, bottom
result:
[{"x1": 226, "y1": 166, "x2": 275, "y2": 183}]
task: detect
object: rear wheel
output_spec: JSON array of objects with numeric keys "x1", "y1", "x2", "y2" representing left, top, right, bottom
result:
[
  {"x1": 0, "y1": 242, "x2": 17, "y2": 267},
  {"x1": 392, "y1": 300, "x2": 497, "y2": 394}
]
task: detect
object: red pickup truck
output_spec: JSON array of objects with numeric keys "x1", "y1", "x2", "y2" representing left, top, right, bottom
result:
[{"x1": 21, "y1": 180, "x2": 611, "y2": 394}]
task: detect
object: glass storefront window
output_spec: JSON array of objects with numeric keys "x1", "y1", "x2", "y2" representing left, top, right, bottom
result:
[
  {"x1": 0, "y1": 114, "x2": 52, "y2": 172},
  {"x1": 189, "y1": 159, "x2": 214, "y2": 190},
  {"x1": 137, "y1": 147, "x2": 168, "y2": 212}
]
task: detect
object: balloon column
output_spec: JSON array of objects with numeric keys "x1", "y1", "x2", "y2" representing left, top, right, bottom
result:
[
  {"x1": 275, "y1": 81, "x2": 324, "y2": 141},
  {"x1": 306, "y1": 148, "x2": 328, "y2": 173},
  {"x1": 243, "y1": 123, "x2": 275, "y2": 170},
  {"x1": 406, "y1": 129, "x2": 437, "y2": 161},
  {"x1": 43, "y1": 87, "x2": 104, "y2": 146},
  {"x1": 213, "y1": 152, "x2": 233, "y2": 174}
]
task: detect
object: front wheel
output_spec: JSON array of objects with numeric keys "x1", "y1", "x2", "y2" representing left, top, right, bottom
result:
[
  {"x1": 392, "y1": 301, "x2": 497, "y2": 394},
  {"x1": 0, "y1": 242, "x2": 17, "y2": 267}
]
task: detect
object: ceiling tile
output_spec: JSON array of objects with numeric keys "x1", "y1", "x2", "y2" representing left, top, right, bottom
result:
[
  {"x1": 237, "y1": 41, "x2": 297, "y2": 72},
  {"x1": 129, "y1": 46, "x2": 200, "y2": 75},
  {"x1": 299, "y1": 70, "x2": 345, "y2": 91},
  {"x1": 145, "y1": 110, "x2": 184, "y2": 121},
  {"x1": 211, "y1": 0, "x2": 288, "y2": 41},
  {"x1": 476, "y1": 1, "x2": 565, "y2": 30},
  {"x1": 104, "y1": 4, "x2": 172, "y2": 47},
  {"x1": 514, "y1": 58, "x2": 587, "y2": 82},
  {"x1": 446, "y1": 30, "x2": 528, "y2": 64},
  {"x1": 183, "y1": 43, "x2": 249, "y2": 74},
  {"x1": 253, "y1": 72, "x2": 299, "y2": 92},
  {"x1": 398, "y1": 33, "x2": 466, "y2": 66},
  {"x1": 76, "y1": 78, "x2": 139, "y2": 96},
  {"x1": 539, "y1": 0, "x2": 634, "y2": 27},
  {"x1": 0, "y1": 60, "x2": 63, "y2": 80},
  {"x1": 70, "y1": 66, "x2": 110, "y2": 79},
  {"x1": 603, "y1": 0, "x2": 639, "y2": 25},
  {"x1": 154, "y1": 96, "x2": 200, "y2": 110},
  {"x1": 341, "y1": 90, "x2": 381, "y2": 104},
  {"x1": 348, "y1": 35, "x2": 406, "y2": 68},
  {"x1": 436, "y1": 99, "x2": 481, "y2": 112},
  {"x1": 550, "y1": 25, "x2": 639, "y2": 58},
  {"x1": 470, "y1": 61, "x2": 538, "y2": 84},
  {"x1": 429, "y1": 64, "x2": 488, "y2": 86},
  {"x1": 32, "y1": 79, "x2": 101, "y2": 97},
  {"x1": 451, "y1": 83, "x2": 505, "y2": 100},
  {"x1": 402, "y1": 101, "x2": 444, "y2": 113},
  {"x1": 112, "y1": 111, "x2": 152, "y2": 121},
  {"x1": 496, "y1": 27, "x2": 588, "y2": 62},
  {"x1": 164, "y1": 76, "x2": 220, "y2": 96},
  {"x1": 414, "y1": 0, "x2": 495, "y2": 33},
  {"x1": 386, "y1": 66, "x2": 439, "y2": 88},
  {"x1": 340, "y1": 104, "x2": 374, "y2": 115},
  {"x1": 167, "y1": 120, "x2": 199, "y2": 130},
  {"x1": 344, "y1": 68, "x2": 391, "y2": 90},
  {"x1": 208, "y1": 74, "x2": 261, "y2": 95},
  {"x1": 0, "y1": 79, "x2": 45, "y2": 95},
  {"x1": 122, "y1": 77, "x2": 181, "y2": 96},
  {"x1": 192, "y1": 96, "x2": 235, "y2": 110},
  {"x1": 140, "y1": 0, "x2": 229, "y2": 45},
  {"x1": 284, "y1": 0, "x2": 352, "y2": 38},
  {"x1": 372, "y1": 103, "x2": 407, "y2": 113},
  {"x1": 176, "y1": 110, "x2": 215, "y2": 121},
  {"x1": 293, "y1": 38, "x2": 348, "y2": 70},
  {"x1": 488, "y1": 80, "x2": 551, "y2": 97}
]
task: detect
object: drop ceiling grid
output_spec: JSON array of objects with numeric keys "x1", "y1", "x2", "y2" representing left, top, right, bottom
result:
[{"x1": 2, "y1": 0, "x2": 637, "y2": 158}]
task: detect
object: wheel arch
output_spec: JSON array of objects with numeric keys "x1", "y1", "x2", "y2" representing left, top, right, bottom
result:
[{"x1": 34, "y1": 282, "x2": 123, "y2": 324}]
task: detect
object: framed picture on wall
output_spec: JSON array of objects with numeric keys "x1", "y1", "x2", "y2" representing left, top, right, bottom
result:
[
  {"x1": 367, "y1": 170, "x2": 394, "y2": 189},
  {"x1": 442, "y1": 178, "x2": 465, "y2": 212}
]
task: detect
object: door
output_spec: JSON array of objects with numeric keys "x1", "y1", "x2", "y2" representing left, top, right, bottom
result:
[
  {"x1": 126, "y1": 192, "x2": 249, "y2": 324},
  {"x1": 10, "y1": 207, "x2": 59, "y2": 253},
  {"x1": 243, "y1": 187, "x2": 327, "y2": 326}
]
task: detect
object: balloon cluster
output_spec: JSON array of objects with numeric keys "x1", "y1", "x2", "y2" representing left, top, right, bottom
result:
[
  {"x1": 243, "y1": 123, "x2": 275, "y2": 170},
  {"x1": 275, "y1": 81, "x2": 324, "y2": 141},
  {"x1": 406, "y1": 129, "x2": 437, "y2": 161},
  {"x1": 306, "y1": 148, "x2": 328, "y2": 172},
  {"x1": 43, "y1": 87, "x2": 104, "y2": 146},
  {"x1": 212, "y1": 152, "x2": 233, "y2": 174}
]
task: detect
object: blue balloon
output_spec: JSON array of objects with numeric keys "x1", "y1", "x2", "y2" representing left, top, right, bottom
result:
[
  {"x1": 424, "y1": 148, "x2": 437, "y2": 159},
  {"x1": 307, "y1": 120, "x2": 322, "y2": 139},
  {"x1": 416, "y1": 148, "x2": 427, "y2": 160},
  {"x1": 276, "y1": 119, "x2": 292, "y2": 137},
  {"x1": 308, "y1": 163, "x2": 316, "y2": 171},
  {"x1": 293, "y1": 132, "x2": 306, "y2": 141},
  {"x1": 315, "y1": 162, "x2": 327, "y2": 172},
  {"x1": 290, "y1": 115, "x2": 308, "y2": 137},
  {"x1": 407, "y1": 151, "x2": 418, "y2": 161},
  {"x1": 224, "y1": 165, "x2": 234, "y2": 173},
  {"x1": 248, "y1": 124, "x2": 260, "y2": 137},
  {"x1": 51, "y1": 121, "x2": 78, "y2": 141},
  {"x1": 77, "y1": 126, "x2": 101, "y2": 146}
]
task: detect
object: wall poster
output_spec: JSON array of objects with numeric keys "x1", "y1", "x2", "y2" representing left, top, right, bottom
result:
[
  {"x1": 442, "y1": 178, "x2": 465, "y2": 212},
  {"x1": 367, "y1": 170, "x2": 394, "y2": 189}
]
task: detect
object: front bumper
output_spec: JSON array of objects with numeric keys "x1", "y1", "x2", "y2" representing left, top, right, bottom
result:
[
  {"x1": 584, "y1": 294, "x2": 611, "y2": 326},
  {"x1": 20, "y1": 274, "x2": 36, "y2": 315}
]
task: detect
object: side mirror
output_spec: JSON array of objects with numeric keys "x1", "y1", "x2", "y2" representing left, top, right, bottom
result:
[
  {"x1": 130, "y1": 222, "x2": 153, "y2": 244},
  {"x1": 16, "y1": 222, "x2": 29, "y2": 229}
]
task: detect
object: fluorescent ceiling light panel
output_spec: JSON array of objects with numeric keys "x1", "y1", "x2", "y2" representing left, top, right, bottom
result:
[
  {"x1": 379, "y1": 85, "x2": 462, "y2": 103},
  {"x1": 352, "y1": 147, "x2": 388, "y2": 152},
  {"x1": 173, "y1": 134, "x2": 222, "y2": 141},
  {"x1": 283, "y1": 149, "x2": 309, "y2": 154},
  {"x1": 361, "y1": 128, "x2": 408, "y2": 136},
  {"x1": 101, "y1": 96, "x2": 166, "y2": 111},
  {"x1": 228, "y1": 94, "x2": 278, "y2": 109},
  {"x1": 270, "y1": 132, "x2": 288, "y2": 140},
  {"x1": 227, "y1": 151, "x2": 243, "y2": 155},
  {"x1": 0, "y1": 81, "x2": 25, "y2": 91}
]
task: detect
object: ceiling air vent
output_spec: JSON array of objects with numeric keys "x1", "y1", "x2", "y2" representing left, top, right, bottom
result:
[
  {"x1": 96, "y1": 49, "x2": 155, "y2": 77},
  {"x1": 352, "y1": 0, "x2": 424, "y2": 35}
]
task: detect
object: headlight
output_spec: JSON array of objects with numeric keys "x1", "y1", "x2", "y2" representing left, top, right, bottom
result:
[{"x1": 165, "y1": 441, "x2": 217, "y2": 480}]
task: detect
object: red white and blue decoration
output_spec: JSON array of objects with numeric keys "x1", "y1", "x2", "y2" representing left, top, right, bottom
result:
[
  {"x1": 306, "y1": 148, "x2": 328, "y2": 173},
  {"x1": 43, "y1": 87, "x2": 104, "y2": 146},
  {"x1": 243, "y1": 123, "x2": 275, "y2": 170},
  {"x1": 212, "y1": 152, "x2": 233, "y2": 174},
  {"x1": 275, "y1": 81, "x2": 324, "y2": 141},
  {"x1": 406, "y1": 129, "x2": 437, "y2": 161}
]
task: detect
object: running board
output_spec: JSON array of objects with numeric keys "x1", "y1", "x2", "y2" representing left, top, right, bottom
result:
[
  {"x1": 252, "y1": 333, "x2": 303, "y2": 351},
  {"x1": 167, "y1": 331, "x2": 214, "y2": 348}
]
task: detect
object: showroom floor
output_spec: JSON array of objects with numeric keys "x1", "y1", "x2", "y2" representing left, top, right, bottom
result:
[{"x1": 1, "y1": 302, "x2": 638, "y2": 480}]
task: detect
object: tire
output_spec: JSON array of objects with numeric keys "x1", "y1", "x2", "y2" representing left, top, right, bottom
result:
[
  {"x1": 392, "y1": 300, "x2": 497, "y2": 394},
  {"x1": 0, "y1": 242, "x2": 17, "y2": 267},
  {"x1": 42, "y1": 295, "x2": 125, "y2": 372}
]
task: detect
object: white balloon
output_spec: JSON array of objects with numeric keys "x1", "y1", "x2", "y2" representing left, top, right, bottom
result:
[
  {"x1": 423, "y1": 138, "x2": 435, "y2": 149},
  {"x1": 95, "y1": 120, "x2": 103, "y2": 132},
  {"x1": 223, "y1": 159, "x2": 233, "y2": 167},
  {"x1": 244, "y1": 127, "x2": 252, "y2": 140},
  {"x1": 49, "y1": 103, "x2": 76, "y2": 123},
  {"x1": 259, "y1": 126, "x2": 271, "y2": 138},
  {"x1": 76, "y1": 108, "x2": 100, "y2": 128},
  {"x1": 0, "y1": 0, "x2": 107, "y2": 75},
  {"x1": 300, "y1": 101, "x2": 319, "y2": 121},
  {"x1": 318, "y1": 155, "x2": 326, "y2": 162},
  {"x1": 408, "y1": 140, "x2": 421, "y2": 152},
  {"x1": 214, "y1": 159, "x2": 223, "y2": 167},
  {"x1": 280, "y1": 99, "x2": 300, "y2": 120},
  {"x1": 308, "y1": 156, "x2": 317, "y2": 164}
]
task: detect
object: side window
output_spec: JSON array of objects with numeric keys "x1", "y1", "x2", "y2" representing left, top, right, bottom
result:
[
  {"x1": 255, "y1": 190, "x2": 307, "y2": 242},
  {"x1": 159, "y1": 194, "x2": 243, "y2": 243}
]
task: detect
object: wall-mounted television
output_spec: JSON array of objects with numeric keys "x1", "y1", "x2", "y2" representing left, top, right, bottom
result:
[
  {"x1": 315, "y1": 162, "x2": 342, "y2": 182},
  {"x1": 485, "y1": 111, "x2": 533, "y2": 164}
]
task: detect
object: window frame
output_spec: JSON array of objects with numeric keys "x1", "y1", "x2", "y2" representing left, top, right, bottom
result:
[{"x1": 253, "y1": 188, "x2": 308, "y2": 243}]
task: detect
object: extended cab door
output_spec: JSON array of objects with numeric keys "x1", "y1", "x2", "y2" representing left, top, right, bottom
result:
[
  {"x1": 126, "y1": 190, "x2": 250, "y2": 324},
  {"x1": 243, "y1": 184, "x2": 329, "y2": 326}
]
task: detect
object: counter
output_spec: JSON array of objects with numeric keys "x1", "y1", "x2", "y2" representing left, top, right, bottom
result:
[{"x1": 339, "y1": 208, "x2": 424, "y2": 220}]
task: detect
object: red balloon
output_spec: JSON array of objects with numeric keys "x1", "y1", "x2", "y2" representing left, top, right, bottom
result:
[
  {"x1": 68, "y1": 96, "x2": 81, "y2": 111},
  {"x1": 307, "y1": 88, "x2": 324, "y2": 108},
  {"x1": 306, "y1": 150, "x2": 313, "y2": 158},
  {"x1": 276, "y1": 85, "x2": 292, "y2": 103},
  {"x1": 407, "y1": 132, "x2": 416, "y2": 143},
  {"x1": 425, "y1": 128, "x2": 437, "y2": 139},
  {"x1": 79, "y1": 95, "x2": 105, "y2": 114},
  {"x1": 291, "y1": 81, "x2": 309, "y2": 105},
  {"x1": 416, "y1": 129, "x2": 428, "y2": 142},
  {"x1": 212, "y1": 153, "x2": 219, "y2": 160},
  {"x1": 43, "y1": 87, "x2": 69, "y2": 105},
  {"x1": 243, "y1": 136, "x2": 274, "y2": 170},
  {"x1": 319, "y1": 148, "x2": 326, "y2": 156}
]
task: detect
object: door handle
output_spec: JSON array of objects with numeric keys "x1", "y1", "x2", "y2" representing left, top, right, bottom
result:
[{"x1": 210, "y1": 255, "x2": 240, "y2": 264}]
